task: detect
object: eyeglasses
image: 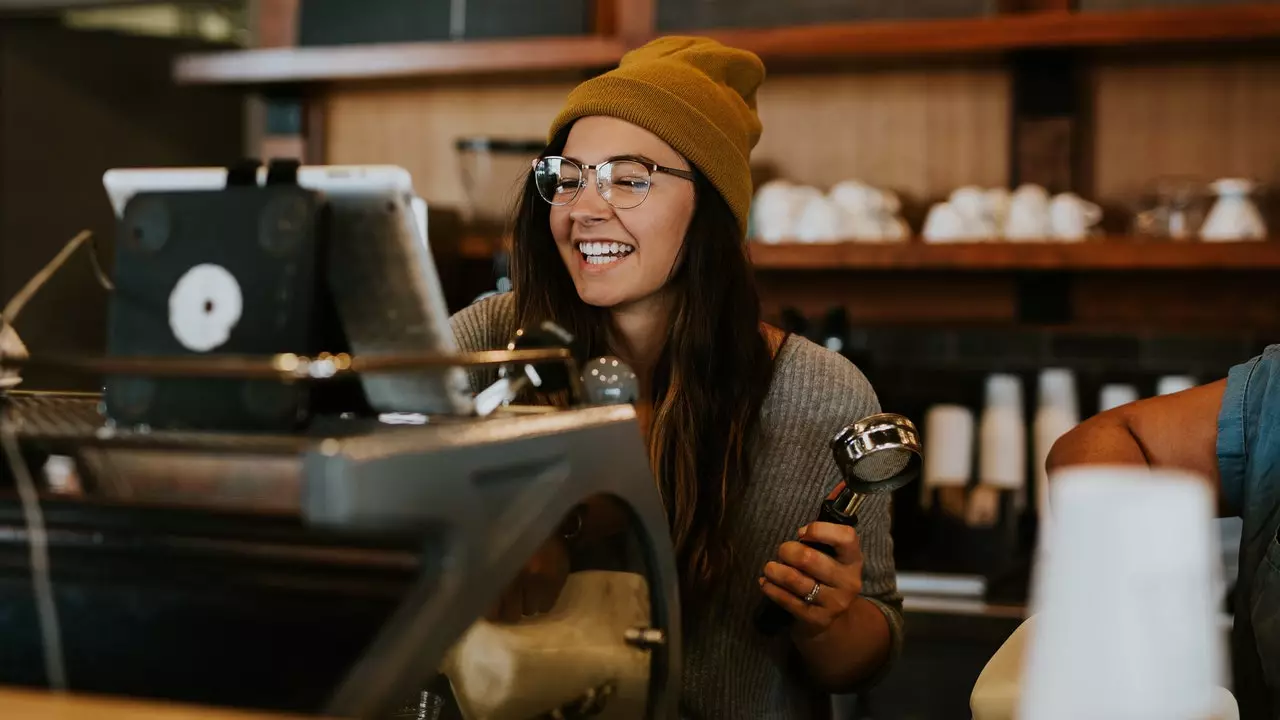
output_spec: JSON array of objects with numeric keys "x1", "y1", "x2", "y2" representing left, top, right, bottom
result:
[{"x1": 532, "y1": 156, "x2": 695, "y2": 210}]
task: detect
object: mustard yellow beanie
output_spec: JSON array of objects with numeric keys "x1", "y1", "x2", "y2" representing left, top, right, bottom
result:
[{"x1": 548, "y1": 36, "x2": 765, "y2": 236}]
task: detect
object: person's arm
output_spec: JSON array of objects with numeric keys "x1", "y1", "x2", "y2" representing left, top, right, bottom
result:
[
  {"x1": 758, "y1": 352, "x2": 903, "y2": 693},
  {"x1": 1046, "y1": 379, "x2": 1228, "y2": 509}
]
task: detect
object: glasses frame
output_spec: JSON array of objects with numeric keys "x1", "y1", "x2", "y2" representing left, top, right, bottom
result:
[{"x1": 532, "y1": 155, "x2": 696, "y2": 209}]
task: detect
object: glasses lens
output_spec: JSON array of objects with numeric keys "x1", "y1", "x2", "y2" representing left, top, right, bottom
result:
[
  {"x1": 533, "y1": 157, "x2": 582, "y2": 206},
  {"x1": 599, "y1": 161, "x2": 652, "y2": 210}
]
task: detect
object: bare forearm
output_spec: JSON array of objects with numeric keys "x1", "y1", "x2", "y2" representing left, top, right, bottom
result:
[{"x1": 792, "y1": 596, "x2": 892, "y2": 693}]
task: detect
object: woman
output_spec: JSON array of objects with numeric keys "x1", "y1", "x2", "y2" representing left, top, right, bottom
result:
[{"x1": 450, "y1": 36, "x2": 903, "y2": 718}]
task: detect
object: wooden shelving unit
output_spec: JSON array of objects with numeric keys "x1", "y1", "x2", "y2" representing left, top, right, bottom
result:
[
  {"x1": 746, "y1": 239, "x2": 1280, "y2": 270},
  {"x1": 174, "y1": 3, "x2": 1280, "y2": 85},
  {"x1": 455, "y1": 235, "x2": 1280, "y2": 271}
]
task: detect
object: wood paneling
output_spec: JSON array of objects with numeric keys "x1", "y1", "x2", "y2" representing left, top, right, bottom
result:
[
  {"x1": 1091, "y1": 53, "x2": 1280, "y2": 206},
  {"x1": 322, "y1": 62, "x2": 1008, "y2": 317},
  {"x1": 323, "y1": 80, "x2": 577, "y2": 207},
  {"x1": 0, "y1": 686, "x2": 323, "y2": 720},
  {"x1": 0, "y1": 20, "x2": 244, "y2": 390},
  {"x1": 323, "y1": 65, "x2": 1008, "y2": 209},
  {"x1": 752, "y1": 66, "x2": 1010, "y2": 205},
  {"x1": 252, "y1": 0, "x2": 299, "y2": 48}
]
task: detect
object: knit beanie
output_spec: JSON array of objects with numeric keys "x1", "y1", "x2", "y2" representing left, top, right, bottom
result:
[{"x1": 548, "y1": 36, "x2": 765, "y2": 236}]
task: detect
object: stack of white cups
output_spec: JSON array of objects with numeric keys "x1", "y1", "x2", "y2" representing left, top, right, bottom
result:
[
  {"x1": 1019, "y1": 466, "x2": 1232, "y2": 720},
  {"x1": 1098, "y1": 383, "x2": 1139, "y2": 412},
  {"x1": 922, "y1": 404, "x2": 975, "y2": 513},
  {"x1": 1033, "y1": 369, "x2": 1079, "y2": 532},
  {"x1": 979, "y1": 374, "x2": 1027, "y2": 507},
  {"x1": 1158, "y1": 375, "x2": 1198, "y2": 397}
]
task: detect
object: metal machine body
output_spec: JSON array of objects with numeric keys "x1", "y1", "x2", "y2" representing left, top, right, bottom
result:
[{"x1": 0, "y1": 393, "x2": 680, "y2": 719}]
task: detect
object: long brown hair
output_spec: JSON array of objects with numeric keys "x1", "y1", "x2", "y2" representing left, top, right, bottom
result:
[{"x1": 509, "y1": 125, "x2": 777, "y2": 615}]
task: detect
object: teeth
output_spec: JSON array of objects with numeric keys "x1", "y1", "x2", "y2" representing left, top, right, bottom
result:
[{"x1": 578, "y1": 241, "x2": 634, "y2": 254}]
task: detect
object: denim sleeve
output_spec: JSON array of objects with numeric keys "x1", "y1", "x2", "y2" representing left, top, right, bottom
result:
[{"x1": 1217, "y1": 344, "x2": 1280, "y2": 517}]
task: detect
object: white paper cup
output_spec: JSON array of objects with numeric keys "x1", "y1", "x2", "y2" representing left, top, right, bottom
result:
[
  {"x1": 1020, "y1": 466, "x2": 1225, "y2": 720},
  {"x1": 1099, "y1": 383, "x2": 1140, "y2": 412},
  {"x1": 924, "y1": 404, "x2": 974, "y2": 489}
]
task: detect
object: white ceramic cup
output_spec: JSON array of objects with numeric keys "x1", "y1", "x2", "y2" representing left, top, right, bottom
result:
[
  {"x1": 923, "y1": 202, "x2": 969, "y2": 243},
  {"x1": 1005, "y1": 184, "x2": 1053, "y2": 241},
  {"x1": 1049, "y1": 193, "x2": 1103, "y2": 241}
]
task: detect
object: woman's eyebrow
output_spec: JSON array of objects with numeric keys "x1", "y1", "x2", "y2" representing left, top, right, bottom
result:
[{"x1": 561, "y1": 153, "x2": 659, "y2": 166}]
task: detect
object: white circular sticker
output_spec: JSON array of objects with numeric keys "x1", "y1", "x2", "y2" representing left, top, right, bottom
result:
[{"x1": 168, "y1": 263, "x2": 243, "y2": 352}]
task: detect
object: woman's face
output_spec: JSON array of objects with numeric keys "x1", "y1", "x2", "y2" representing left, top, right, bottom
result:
[{"x1": 550, "y1": 116, "x2": 696, "y2": 310}]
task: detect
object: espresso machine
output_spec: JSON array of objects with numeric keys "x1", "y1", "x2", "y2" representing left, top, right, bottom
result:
[{"x1": 0, "y1": 162, "x2": 681, "y2": 720}]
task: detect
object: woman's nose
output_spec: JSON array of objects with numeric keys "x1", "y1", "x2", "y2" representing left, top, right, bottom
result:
[{"x1": 570, "y1": 179, "x2": 614, "y2": 223}]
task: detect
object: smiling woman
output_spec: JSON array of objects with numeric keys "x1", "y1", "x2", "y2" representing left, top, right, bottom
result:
[{"x1": 449, "y1": 36, "x2": 904, "y2": 719}]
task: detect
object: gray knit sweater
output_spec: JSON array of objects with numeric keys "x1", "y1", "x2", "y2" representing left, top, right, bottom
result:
[{"x1": 449, "y1": 293, "x2": 904, "y2": 720}]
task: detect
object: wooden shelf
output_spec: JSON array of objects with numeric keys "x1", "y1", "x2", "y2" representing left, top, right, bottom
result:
[
  {"x1": 173, "y1": 35, "x2": 628, "y2": 85},
  {"x1": 709, "y1": 4, "x2": 1280, "y2": 63},
  {"x1": 175, "y1": 5, "x2": 1280, "y2": 85},
  {"x1": 746, "y1": 239, "x2": 1280, "y2": 270},
  {"x1": 456, "y1": 235, "x2": 1280, "y2": 270}
]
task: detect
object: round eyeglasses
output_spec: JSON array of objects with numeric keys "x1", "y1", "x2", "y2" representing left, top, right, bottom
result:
[{"x1": 532, "y1": 156, "x2": 695, "y2": 210}]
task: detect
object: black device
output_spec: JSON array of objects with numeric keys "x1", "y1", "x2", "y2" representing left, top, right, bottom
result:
[{"x1": 103, "y1": 160, "x2": 367, "y2": 433}]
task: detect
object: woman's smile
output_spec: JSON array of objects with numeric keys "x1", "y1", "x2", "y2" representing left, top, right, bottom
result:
[{"x1": 575, "y1": 238, "x2": 636, "y2": 271}]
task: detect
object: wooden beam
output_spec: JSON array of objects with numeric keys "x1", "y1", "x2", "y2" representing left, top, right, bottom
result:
[
  {"x1": 704, "y1": 4, "x2": 1280, "y2": 61},
  {"x1": 253, "y1": 0, "x2": 299, "y2": 49},
  {"x1": 615, "y1": 0, "x2": 655, "y2": 48}
]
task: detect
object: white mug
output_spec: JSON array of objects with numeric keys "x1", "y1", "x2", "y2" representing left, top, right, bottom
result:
[
  {"x1": 1005, "y1": 184, "x2": 1053, "y2": 241},
  {"x1": 794, "y1": 194, "x2": 846, "y2": 243},
  {"x1": 922, "y1": 202, "x2": 969, "y2": 243},
  {"x1": 1049, "y1": 193, "x2": 1102, "y2": 241},
  {"x1": 752, "y1": 180, "x2": 805, "y2": 243},
  {"x1": 951, "y1": 186, "x2": 998, "y2": 239}
]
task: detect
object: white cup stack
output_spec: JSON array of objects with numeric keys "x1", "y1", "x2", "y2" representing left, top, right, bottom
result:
[
  {"x1": 1019, "y1": 466, "x2": 1228, "y2": 720},
  {"x1": 1033, "y1": 369, "x2": 1079, "y2": 528},
  {"x1": 979, "y1": 374, "x2": 1026, "y2": 493},
  {"x1": 1157, "y1": 375, "x2": 1198, "y2": 397},
  {"x1": 1099, "y1": 383, "x2": 1140, "y2": 412},
  {"x1": 923, "y1": 404, "x2": 975, "y2": 512}
]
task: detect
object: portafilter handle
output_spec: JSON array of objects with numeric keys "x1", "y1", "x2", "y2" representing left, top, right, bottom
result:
[{"x1": 755, "y1": 413, "x2": 922, "y2": 635}]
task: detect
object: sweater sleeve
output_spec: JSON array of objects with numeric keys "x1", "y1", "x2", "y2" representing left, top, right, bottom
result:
[
  {"x1": 447, "y1": 293, "x2": 516, "y2": 394},
  {"x1": 766, "y1": 341, "x2": 905, "y2": 688}
]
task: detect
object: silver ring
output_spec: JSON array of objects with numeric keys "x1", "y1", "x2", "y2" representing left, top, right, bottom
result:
[{"x1": 803, "y1": 582, "x2": 821, "y2": 604}]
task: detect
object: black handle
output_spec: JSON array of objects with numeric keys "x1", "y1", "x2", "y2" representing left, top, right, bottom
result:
[{"x1": 754, "y1": 500, "x2": 859, "y2": 635}]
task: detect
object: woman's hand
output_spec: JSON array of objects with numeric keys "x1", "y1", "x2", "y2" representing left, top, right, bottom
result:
[{"x1": 759, "y1": 521, "x2": 864, "y2": 639}]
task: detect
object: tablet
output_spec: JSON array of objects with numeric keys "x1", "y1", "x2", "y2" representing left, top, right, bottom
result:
[{"x1": 102, "y1": 164, "x2": 472, "y2": 417}]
